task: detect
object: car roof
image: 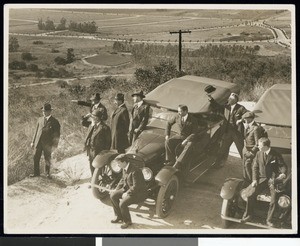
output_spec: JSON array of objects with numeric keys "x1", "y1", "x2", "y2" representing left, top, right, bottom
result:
[
  {"x1": 253, "y1": 84, "x2": 291, "y2": 127},
  {"x1": 144, "y1": 75, "x2": 240, "y2": 113}
]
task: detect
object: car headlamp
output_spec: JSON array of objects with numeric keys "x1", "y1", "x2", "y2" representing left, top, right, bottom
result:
[
  {"x1": 110, "y1": 160, "x2": 122, "y2": 173},
  {"x1": 278, "y1": 195, "x2": 291, "y2": 208},
  {"x1": 142, "y1": 167, "x2": 153, "y2": 181}
]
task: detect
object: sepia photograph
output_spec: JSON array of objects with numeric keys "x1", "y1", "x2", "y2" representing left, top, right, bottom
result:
[{"x1": 3, "y1": 4, "x2": 296, "y2": 234}]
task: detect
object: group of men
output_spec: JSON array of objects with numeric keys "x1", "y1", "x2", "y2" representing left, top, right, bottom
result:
[
  {"x1": 209, "y1": 91, "x2": 287, "y2": 227},
  {"x1": 29, "y1": 87, "x2": 287, "y2": 228}
]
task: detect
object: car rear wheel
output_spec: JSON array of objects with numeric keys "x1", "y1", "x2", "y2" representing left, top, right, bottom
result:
[
  {"x1": 156, "y1": 175, "x2": 179, "y2": 218},
  {"x1": 91, "y1": 165, "x2": 114, "y2": 200},
  {"x1": 221, "y1": 199, "x2": 236, "y2": 228}
]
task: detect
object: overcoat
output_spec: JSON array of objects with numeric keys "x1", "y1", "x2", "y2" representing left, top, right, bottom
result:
[{"x1": 111, "y1": 104, "x2": 130, "y2": 150}]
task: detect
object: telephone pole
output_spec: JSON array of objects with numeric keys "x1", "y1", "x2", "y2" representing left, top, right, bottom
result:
[{"x1": 170, "y1": 29, "x2": 191, "y2": 71}]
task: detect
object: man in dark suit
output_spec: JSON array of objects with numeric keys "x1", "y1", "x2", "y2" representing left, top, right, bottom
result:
[
  {"x1": 242, "y1": 112, "x2": 266, "y2": 182},
  {"x1": 209, "y1": 92, "x2": 248, "y2": 167},
  {"x1": 164, "y1": 105, "x2": 198, "y2": 166},
  {"x1": 72, "y1": 93, "x2": 108, "y2": 127},
  {"x1": 110, "y1": 154, "x2": 147, "y2": 229},
  {"x1": 30, "y1": 103, "x2": 60, "y2": 179},
  {"x1": 111, "y1": 93, "x2": 130, "y2": 154},
  {"x1": 129, "y1": 90, "x2": 150, "y2": 144},
  {"x1": 242, "y1": 137, "x2": 287, "y2": 227},
  {"x1": 84, "y1": 109, "x2": 111, "y2": 176}
]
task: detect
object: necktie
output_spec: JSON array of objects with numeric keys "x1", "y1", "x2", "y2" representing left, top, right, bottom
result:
[
  {"x1": 263, "y1": 152, "x2": 268, "y2": 163},
  {"x1": 44, "y1": 117, "x2": 47, "y2": 125}
]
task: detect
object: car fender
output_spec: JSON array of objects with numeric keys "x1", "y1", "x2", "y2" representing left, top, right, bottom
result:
[
  {"x1": 220, "y1": 178, "x2": 244, "y2": 200},
  {"x1": 92, "y1": 150, "x2": 119, "y2": 169},
  {"x1": 155, "y1": 166, "x2": 178, "y2": 186}
]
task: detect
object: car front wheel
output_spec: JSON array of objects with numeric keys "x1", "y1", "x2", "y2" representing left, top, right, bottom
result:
[
  {"x1": 91, "y1": 165, "x2": 114, "y2": 200},
  {"x1": 221, "y1": 198, "x2": 236, "y2": 228},
  {"x1": 156, "y1": 175, "x2": 179, "y2": 218}
]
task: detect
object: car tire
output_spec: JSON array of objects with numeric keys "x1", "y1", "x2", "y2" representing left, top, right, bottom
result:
[
  {"x1": 91, "y1": 166, "x2": 111, "y2": 200},
  {"x1": 156, "y1": 175, "x2": 179, "y2": 218},
  {"x1": 221, "y1": 198, "x2": 236, "y2": 229}
]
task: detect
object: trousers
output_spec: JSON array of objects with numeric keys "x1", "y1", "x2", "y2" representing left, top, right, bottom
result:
[
  {"x1": 33, "y1": 142, "x2": 52, "y2": 175},
  {"x1": 110, "y1": 189, "x2": 146, "y2": 223}
]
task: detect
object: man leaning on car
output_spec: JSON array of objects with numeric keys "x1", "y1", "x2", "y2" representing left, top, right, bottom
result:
[
  {"x1": 164, "y1": 104, "x2": 198, "y2": 166},
  {"x1": 242, "y1": 137, "x2": 287, "y2": 227}
]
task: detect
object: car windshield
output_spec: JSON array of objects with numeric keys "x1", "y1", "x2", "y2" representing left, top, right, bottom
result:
[{"x1": 148, "y1": 107, "x2": 180, "y2": 134}]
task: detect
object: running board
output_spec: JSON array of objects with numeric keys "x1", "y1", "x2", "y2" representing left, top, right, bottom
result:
[{"x1": 221, "y1": 215, "x2": 275, "y2": 229}]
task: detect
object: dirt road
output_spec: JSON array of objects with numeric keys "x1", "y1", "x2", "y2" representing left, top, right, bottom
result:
[{"x1": 5, "y1": 146, "x2": 251, "y2": 234}]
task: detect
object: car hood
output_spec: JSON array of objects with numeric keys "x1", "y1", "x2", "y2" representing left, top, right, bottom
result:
[{"x1": 127, "y1": 128, "x2": 165, "y2": 162}]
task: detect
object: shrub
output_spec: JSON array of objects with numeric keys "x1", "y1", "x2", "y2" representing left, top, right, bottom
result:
[
  {"x1": 9, "y1": 37, "x2": 19, "y2": 52},
  {"x1": 56, "y1": 80, "x2": 68, "y2": 88},
  {"x1": 51, "y1": 48, "x2": 60, "y2": 53},
  {"x1": 9, "y1": 60, "x2": 27, "y2": 70},
  {"x1": 33, "y1": 40, "x2": 44, "y2": 45},
  {"x1": 54, "y1": 56, "x2": 67, "y2": 65},
  {"x1": 21, "y1": 52, "x2": 35, "y2": 61},
  {"x1": 27, "y1": 63, "x2": 39, "y2": 72}
]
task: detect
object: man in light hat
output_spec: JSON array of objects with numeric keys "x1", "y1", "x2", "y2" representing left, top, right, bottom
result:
[
  {"x1": 129, "y1": 90, "x2": 150, "y2": 144},
  {"x1": 111, "y1": 93, "x2": 130, "y2": 154},
  {"x1": 30, "y1": 103, "x2": 61, "y2": 179},
  {"x1": 72, "y1": 93, "x2": 108, "y2": 127},
  {"x1": 84, "y1": 108, "x2": 111, "y2": 176},
  {"x1": 242, "y1": 111, "x2": 267, "y2": 181},
  {"x1": 209, "y1": 92, "x2": 248, "y2": 167}
]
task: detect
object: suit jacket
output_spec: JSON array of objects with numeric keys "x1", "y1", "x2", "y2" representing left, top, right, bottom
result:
[
  {"x1": 224, "y1": 103, "x2": 248, "y2": 133},
  {"x1": 130, "y1": 101, "x2": 150, "y2": 133},
  {"x1": 111, "y1": 104, "x2": 130, "y2": 150},
  {"x1": 244, "y1": 121, "x2": 261, "y2": 153},
  {"x1": 78, "y1": 101, "x2": 108, "y2": 121},
  {"x1": 116, "y1": 164, "x2": 147, "y2": 199},
  {"x1": 85, "y1": 122, "x2": 111, "y2": 160},
  {"x1": 209, "y1": 98, "x2": 247, "y2": 133},
  {"x1": 165, "y1": 114, "x2": 198, "y2": 140},
  {"x1": 32, "y1": 115, "x2": 60, "y2": 149},
  {"x1": 252, "y1": 148, "x2": 287, "y2": 183}
]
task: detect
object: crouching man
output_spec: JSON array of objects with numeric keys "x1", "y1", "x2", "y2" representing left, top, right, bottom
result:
[
  {"x1": 242, "y1": 137, "x2": 287, "y2": 227},
  {"x1": 110, "y1": 154, "x2": 147, "y2": 229}
]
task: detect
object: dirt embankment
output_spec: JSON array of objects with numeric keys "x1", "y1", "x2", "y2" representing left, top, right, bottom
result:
[{"x1": 5, "y1": 148, "x2": 245, "y2": 234}]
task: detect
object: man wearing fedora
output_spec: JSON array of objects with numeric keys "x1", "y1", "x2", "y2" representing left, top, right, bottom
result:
[
  {"x1": 208, "y1": 92, "x2": 248, "y2": 167},
  {"x1": 111, "y1": 93, "x2": 130, "y2": 154},
  {"x1": 110, "y1": 154, "x2": 147, "y2": 229},
  {"x1": 30, "y1": 103, "x2": 61, "y2": 178},
  {"x1": 84, "y1": 108, "x2": 111, "y2": 176},
  {"x1": 72, "y1": 93, "x2": 108, "y2": 127},
  {"x1": 129, "y1": 90, "x2": 150, "y2": 144},
  {"x1": 242, "y1": 111, "x2": 267, "y2": 182}
]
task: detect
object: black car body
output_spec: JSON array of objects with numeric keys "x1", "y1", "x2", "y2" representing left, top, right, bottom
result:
[{"x1": 91, "y1": 75, "x2": 239, "y2": 218}]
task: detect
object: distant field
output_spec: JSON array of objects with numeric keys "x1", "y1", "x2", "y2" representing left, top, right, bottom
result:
[{"x1": 84, "y1": 52, "x2": 131, "y2": 66}]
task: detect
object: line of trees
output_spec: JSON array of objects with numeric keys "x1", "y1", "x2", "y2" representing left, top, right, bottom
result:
[{"x1": 37, "y1": 18, "x2": 98, "y2": 33}]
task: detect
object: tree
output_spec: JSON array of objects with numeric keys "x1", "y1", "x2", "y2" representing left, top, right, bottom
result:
[
  {"x1": 9, "y1": 37, "x2": 19, "y2": 52},
  {"x1": 66, "y1": 48, "x2": 75, "y2": 63},
  {"x1": 45, "y1": 18, "x2": 55, "y2": 31},
  {"x1": 56, "y1": 17, "x2": 67, "y2": 30}
]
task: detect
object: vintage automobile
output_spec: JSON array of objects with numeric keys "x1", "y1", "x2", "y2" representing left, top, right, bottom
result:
[
  {"x1": 220, "y1": 84, "x2": 292, "y2": 228},
  {"x1": 91, "y1": 75, "x2": 239, "y2": 218}
]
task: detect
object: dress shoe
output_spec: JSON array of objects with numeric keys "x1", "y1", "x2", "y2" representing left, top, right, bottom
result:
[
  {"x1": 111, "y1": 217, "x2": 123, "y2": 223},
  {"x1": 266, "y1": 221, "x2": 274, "y2": 227},
  {"x1": 120, "y1": 222, "x2": 132, "y2": 229},
  {"x1": 241, "y1": 215, "x2": 252, "y2": 222},
  {"x1": 29, "y1": 174, "x2": 40, "y2": 178},
  {"x1": 46, "y1": 174, "x2": 52, "y2": 179}
]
